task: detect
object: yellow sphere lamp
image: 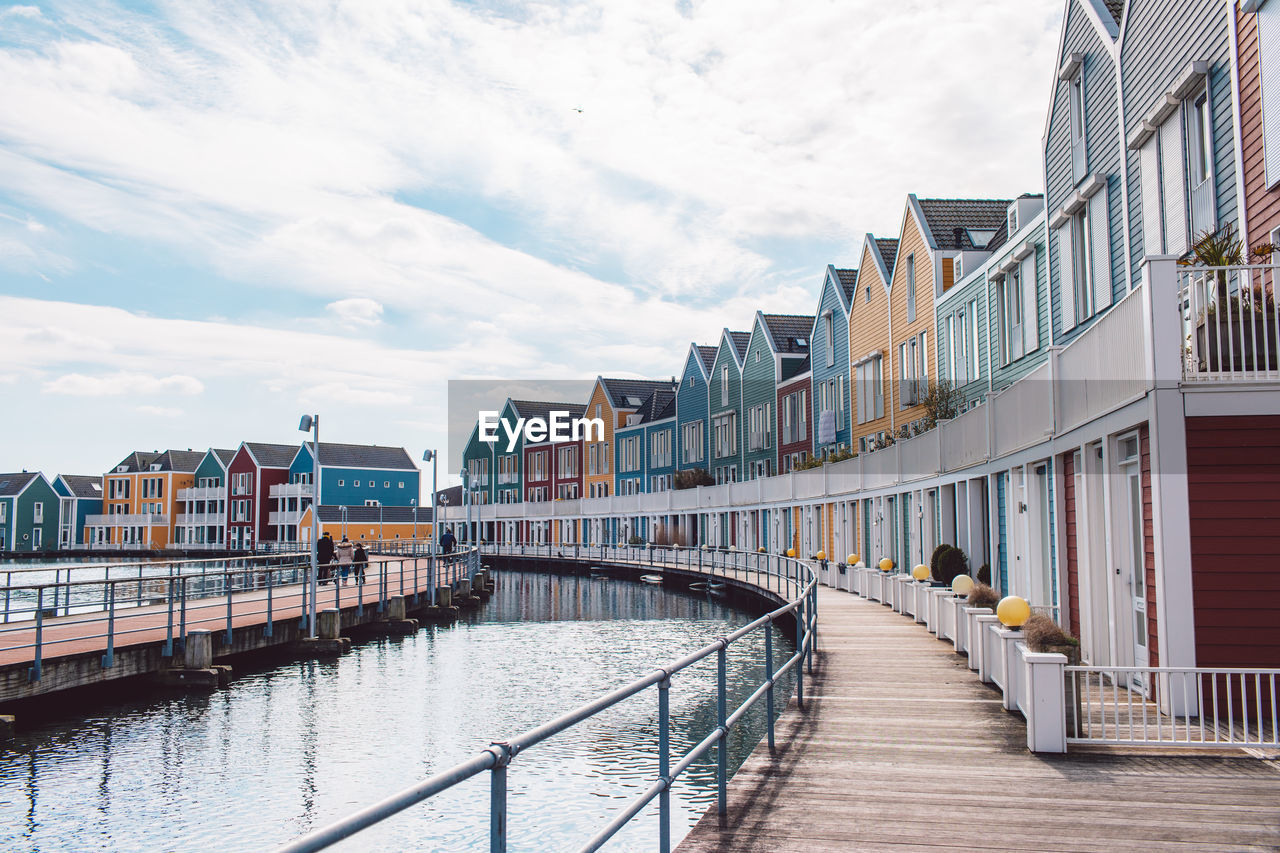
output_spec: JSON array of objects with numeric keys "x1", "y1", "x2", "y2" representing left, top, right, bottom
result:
[
  {"x1": 816, "y1": 550, "x2": 826, "y2": 561},
  {"x1": 847, "y1": 553, "x2": 859, "y2": 566},
  {"x1": 757, "y1": 547, "x2": 766, "y2": 554},
  {"x1": 786, "y1": 548, "x2": 796, "y2": 558},
  {"x1": 911, "y1": 564, "x2": 930, "y2": 582},
  {"x1": 997, "y1": 595, "x2": 1031, "y2": 628},
  {"x1": 878, "y1": 557, "x2": 894, "y2": 573},
  {"x1": 951, "y1": 574, "x2": 975, "y2": 596}
]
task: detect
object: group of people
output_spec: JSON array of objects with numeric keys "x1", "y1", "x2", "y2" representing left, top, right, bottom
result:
[{"x1": 316, "y1": 532, "x2": 369, "y2": 585}]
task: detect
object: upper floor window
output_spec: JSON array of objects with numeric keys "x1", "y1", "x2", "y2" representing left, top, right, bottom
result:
[
  {"x1": 906, "y1": 254, "x2": 917, "y2": 323},
  {"x1": 1069, "y1": 70, "x2": 1086, "y2": 184},
  {"x1": 720, "y1": 366, "x2": 729, "y2": 406},
  {"x1": 823, "y1": 312, "x2": 835, "y2": 367}
]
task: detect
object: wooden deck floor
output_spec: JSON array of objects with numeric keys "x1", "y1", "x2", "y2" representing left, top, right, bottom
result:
[{"x1": 678, "y1": 587, "x2": 1280, "y2": 852}]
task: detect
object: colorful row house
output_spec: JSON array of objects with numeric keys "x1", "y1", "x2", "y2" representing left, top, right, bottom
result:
[
  {"x1": 52, "y1": 474, "x2": 102, "y2": 549},
  {"x1": 88, "y1": 450, "x2": 203, "y2": 548},
  {"x1": 174, "y1": 448, "x2": 235, "y2": 549},
  {"x1": 0, "y1": 472, "x2": 59, "y2": 552}
]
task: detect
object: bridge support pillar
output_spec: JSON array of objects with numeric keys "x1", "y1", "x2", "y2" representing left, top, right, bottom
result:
[
  {"x1": 154, "y1": 629, "x2": 221, "y2": 689},
  {"x1": 294, "y1": 609, "x2": 350, "y2": 656},
  {"x1": 0, "y1": 714, "x2": 14, "y2": 742},
  {"x1": 375, "y1": 596, "x2": 419, "y2": 635}
]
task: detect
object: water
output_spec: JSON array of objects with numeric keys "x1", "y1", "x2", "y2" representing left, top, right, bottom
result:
[{"x1": 0, "y1": 569, "x2": 796, "y2": 852}]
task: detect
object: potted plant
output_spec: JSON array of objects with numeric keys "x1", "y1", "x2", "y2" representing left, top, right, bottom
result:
[
  {"x1": 1182, "y1": 225, "x2": 1279, "y2": 372},
  {"x1": 1021, "y1": 612, "x2": 1082, "y2": 733},
  {"x1": 930, "y1": 544, "x2": 969, "y2": 586}
]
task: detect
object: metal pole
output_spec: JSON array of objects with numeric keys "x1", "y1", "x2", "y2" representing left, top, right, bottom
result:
[
  {"x1": 265, "y1": 566, "x2": 274, "y2": 637},
  {"x1": 164, "y1": 563, "x2": 175, "y2": 656},
  {"x1": 716, "y1": 645, "x2": 727, "y2": 818},
  {"x1": 431, "y1": 455, "x2": 438, "y2": 606},
  {"x1": 102, "y1": 582, "x2": 116, "y2": 668},
  {"x1": 29, "y1": 587, "x2": 44, "y2": 682},
  {"x1": 309, "y1": 417, "x2": 320, "y2": 639},
  {"x1": 658, "y1": 674, "x2": 671, "y2": 853},
  {"x1": 765, "y1": 621, "x2": 775, "y2": 751},
  {"x1": 796, "y1": 593, "x2": 804, "y2": 709},
  {"x1": 489, "y1": 746, "x2": 509, "y2": 853}
]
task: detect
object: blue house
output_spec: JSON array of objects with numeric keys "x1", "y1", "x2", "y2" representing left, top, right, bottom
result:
[
  {"x1": 809, "y1": 266, "x2": 858, "y2": 457},
  {"x1": 53, "y1": 474, "x2": 103, "y2": 549},
  {"x1": 1121, "y1": 0, "x2": 1239, "y2": 281},
  {"x1": 675, "y1": 343, "x2": 716, "y2": 475},
  {"x1": 288, "y1": 442, "x2": 421, "y2": 512},
  {"x1": 707, "y1": 329, "x2": 751, "y2": 484},
  {"x1": 1044, "y1": 0, "x2": 1127, "y2": 346}
]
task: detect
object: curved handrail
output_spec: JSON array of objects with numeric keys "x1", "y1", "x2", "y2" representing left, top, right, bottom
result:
[{"x1": 272, "y1": 544, "x2": 818, "y2": 853}]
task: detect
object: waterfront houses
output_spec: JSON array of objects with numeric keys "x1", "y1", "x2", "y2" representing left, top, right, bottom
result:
[
  {"x1": 0, "y1": 472, "x2": 58, "y2": 552},
  {"x1": 743, "y1": 312, "x2": 813, "y2": 480},
  {"x1": 299, "y1": 504, "x2": 433, "y2": 544},
  {"x1": 675, "y1": 343, "x2": 716, "y2": 474},
  {"x1": 285, "y1": 442, "x2": 420, "y2": 545},
  {"x1": 225, "y1": 442, "x2": 297, "y2": 550},
  {"x1": 810, "y1": 267, "x2": 859, "y2": 458},
  {"x1": 850, "y1": 234, "x2": 897, "y2": 453},
  {"x1": 614, "y1": 388, "x2": 676, "y2": 498},
  {"x1": 52, "y1": 474, "x2": 102, "y2": 549},
  {"x1": 583, "y1": 377, "x2": 677, "y2": 499},
  {"x1": 707, "y1": 330, "x2": 751, "y2": 484},
  {"x1": 776, "y1": 360, "x2": 813, "y2": 474},
  {"x1": 174, "y1": 448, "x2": 234, "y2": 549},
  {"x1": 89, "y1": 450, "x2": 203, "y2": 548}
]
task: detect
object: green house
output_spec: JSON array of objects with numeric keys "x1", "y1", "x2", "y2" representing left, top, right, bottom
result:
[
  {"x1": 0, "y1": 472, "x2": 59, "y2": 552},
  {"x1": 742, "y1": 312, "x2": 814, "y2": 480},
  {"x1": 707, "y1": 328, "x2": 751, "y2": 484}
]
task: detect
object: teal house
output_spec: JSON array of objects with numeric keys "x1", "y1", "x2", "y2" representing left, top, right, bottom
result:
[
  {"x1": 810, "y1": 266, "x2": 858, "y2": 458},
  {"x1": 707, "y1": 329, "x2": 750, "y2": 484},
  {"x1": 0, "y1": 472, "x2": 59, "y2": 552},
  {"x1": 742, "y1": 312, "x2": 813, "y2": 480},
  {"x1": 53, "y1": 474, "x2": 103, "y2": 549},
  {"x1": 460, "y1": 423, "x2": 496, "y2": 507},
  {"x1": 675, "y1": 343, "x2": 716, "y2": 474},
  {"x1": 614, "y1": 388, "x2": 677, "y2": 498}
]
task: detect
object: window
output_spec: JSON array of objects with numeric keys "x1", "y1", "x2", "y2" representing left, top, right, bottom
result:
[
  {"x1": 713, "y1": 413, "x2": 737, "y2": 458},
  {"x1": 33, "y1": 502, "x2": 43, "y2": 523},
  {"x1": 32, "y1": 528, "x2": 41, "y2": 548},
  {"x1": 836, "y1": 375, "x2": 845, "y2": 431},
  {"x1": 384, "y1": 481, "x2": 390, "y2": 489},
  {"x1": 338, "y1": 479, "x2": 345, "y2": 487},
  {"x1": 398, "y1": 481, "x2": 404, "y2": 488},
  {"x1": 721, "y1": 366, "x2": 729, "y2": 406},
  {"x1": 855, "y1": 355, "x2": 884, "y2": 424},
  {"x1": 1186, "y1": 88, "x2": 1216, "y2": 236},
  {"x1": 0, "y1": 503, "x2": 6, "y2": 523},
  {"x1": 906, "y1": 254, "x2": 916, "y2": 322},
  {"x1": 864, "y1": 285, "x2": 871, "y2": 303},
  {"x1": 1009, "y1": 205, "x2": 1019, "y2": 235},
  {"x1": 1069, "y1": 69, "x2": 1086, "y2": 183},
  {"x1": 969, "y1": 299, "x2": 981, "y2": 380},
  {"x1": 823, "y1": 312, "x2": 835, "y2": 367},
  {"x1": 681, "y1": 421, "x2": 705, "y2": 464}
]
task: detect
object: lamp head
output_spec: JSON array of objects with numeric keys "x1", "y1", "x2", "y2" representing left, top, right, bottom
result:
[
  {"x1": 911, "y1": 564, "x2": 930, "y2": 581},
  {"x1": 298, "y1": 414, "x2": 314, "y2": 432},
  {"x1": 423, "y1": 449, "x2": 434, "y2": 462},
  {"x1": 997, "y1": 595, "x2": 1031, "y2": 628}
]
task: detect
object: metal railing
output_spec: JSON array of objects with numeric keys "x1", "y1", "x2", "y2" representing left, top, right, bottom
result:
[
  {"x1": 0, "y1": 548, "x2": 479, "y2": 683},
  {"x1": 1066, "y1": 665, "x2": 1280, "y2": 748},
  {"x1": 1180, "y1": 265, "x2": 1280, "y2": 382},
  {"x1": 272, "y1": 545, "x2": 818, "y2": 853}
]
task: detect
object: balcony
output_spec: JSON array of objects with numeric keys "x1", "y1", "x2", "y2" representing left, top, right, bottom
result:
[
  {"x1": 86, "y1": 513, "x2": 169, "y2": 527},
  {"x1": 269, "y1": 510, "x2": 304, "y2": 526},
  {"x1": 176, "y1": 513, "x2": 225, "y2": 526},
  {"x1": 269, "y1": 482, "x2": 314, "y2": 499},
  {"x1": 177, "y1": 486, "x2": 224, "y2": 501},
  {"x1": 1179, "y1": 265, "x2": 1280, "y2": 383}
]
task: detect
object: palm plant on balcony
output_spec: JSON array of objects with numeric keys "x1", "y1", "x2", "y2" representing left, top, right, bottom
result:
[
  {"x1": 1181, "y1": 224, "x2": 1279, "y2": 372},
  {"x1": 921, "y1": 379, "x2": 961, "y2": 429}
]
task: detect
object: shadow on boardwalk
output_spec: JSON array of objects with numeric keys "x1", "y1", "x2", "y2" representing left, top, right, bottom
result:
[{"x1": 679, "y1": 588, "x2": 1280, "y2": 852}]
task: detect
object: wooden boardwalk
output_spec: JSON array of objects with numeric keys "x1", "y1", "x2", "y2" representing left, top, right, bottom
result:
[{"x1": 679, "y1": 586, "x2": 1280, "y2": 852}]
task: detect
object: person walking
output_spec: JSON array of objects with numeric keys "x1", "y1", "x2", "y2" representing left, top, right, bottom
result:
[
  {"x1": 335, "y1": 535, "x2": 355, "y2": 585},
  {"x1": 440, "y1": 528, "x2": 456, "y2": 555},
  {"x1": 353, "y1": 542, "x2": 368, "y2": 585},
  {"x1": 317, "y1": 531, "x2": 336, "y2": 585}
]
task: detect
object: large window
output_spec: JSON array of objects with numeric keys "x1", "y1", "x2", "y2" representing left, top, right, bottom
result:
[
  {"x1": 681, "y1": 421, "x2": 704, "y2": 464},
  {"x1": 713, "y1": 413, "x2": 737, "y2": 458},
  {"x1": 1069, "y1": 69, "x2": 1087, "y2": 183},
  {"x1": 855, "y1": 355, "x2": 884, "y2": 424},
  {"x1": 720, "y1": 366, "x2": 729, "y2": 406},
  {"x1": 823, "y1": 312, "x2": 835, "y2": 367},
  {"x1": 906, "y1": 254, "x2": 917, "y2": 322}
]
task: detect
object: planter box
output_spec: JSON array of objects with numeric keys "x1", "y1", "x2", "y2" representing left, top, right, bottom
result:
[
  {"x1": 1017, "y1": 642, "x2": 1069, "y2": 754},
  {"x1": 976, "y1": 615, "x2": 1003, "y2": 684},
  {"x1": 999, "y1": 627, "x2": 1026, "y2": 711},
  {"x1": 962, "y1": 607, "x2": 992, "y2": 667},
  {"x1": 1197, "y1": 312, "x2": 1279, "y2": 372}
]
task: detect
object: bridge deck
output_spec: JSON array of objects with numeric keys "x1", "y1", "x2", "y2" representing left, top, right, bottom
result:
[{"x1": 678, "y1": 586, "x2": 1280, "y2": 852}]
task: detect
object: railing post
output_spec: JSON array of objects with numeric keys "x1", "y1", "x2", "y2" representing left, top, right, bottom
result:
[
  {"x1": 179, "y1": 576, "x2": 187, "y2": 653},
  {"x1": 225, "y1": 568, "x2": 234, "y2": 645},
  {"x1": 717, "y1": 643, "x2": 728, "y2": 819},
  {"x1": 164, "y1": 564, "x2": 176, "y2": 656},
  {"x1": 265, "y1": 567, "x2": 274, "y2": 638},
  {"x1": 102, "y1": 582, "x2": 116, "y2": 668},
  {"x1": 765, "y1": 620, "x2": 775, "y2": 751},
  {"x1": 796, "y1": 593, "x2": 805, "y2": 709},
  {"x1": 489, "y1": 742, "x2": 511, "y2": 853},
  {"x1": 658, "y1": 673, "x2": 672, "y2": 853},
  {"x1": 28, "y1": 587, "x2": 44, "y2": 682},
  {"x1": 808, "y1": 584, "x2": 816, "y2": 676}
]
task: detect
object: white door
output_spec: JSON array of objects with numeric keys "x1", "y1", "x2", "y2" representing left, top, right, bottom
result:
[{"x1": 1113, "y1": 434, "x2": 1149, "y2": 690}]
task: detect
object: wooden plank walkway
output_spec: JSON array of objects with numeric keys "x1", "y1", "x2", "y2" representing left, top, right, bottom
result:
[{"x1": 679, "y1": 586, "x2": 1280, "y2": 852}]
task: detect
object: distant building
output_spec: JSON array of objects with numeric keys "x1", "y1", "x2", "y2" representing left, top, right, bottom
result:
[
  {"x1": 52, "y1": 474, "x2": 103, "y2": 549},
  {"x1": 0, "y1": 472, "x2": 59, "y2": 552},
  {"x1": 89, "y1": 450, "x2": 203, "y2": 548},
  {"x1": 174, "y1": 448, "x2": 235, "y2": 549}
]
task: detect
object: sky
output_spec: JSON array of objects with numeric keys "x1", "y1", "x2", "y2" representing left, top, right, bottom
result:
[{"x1": 0, "y1": 0, "x2": 1063, "y2": 490}]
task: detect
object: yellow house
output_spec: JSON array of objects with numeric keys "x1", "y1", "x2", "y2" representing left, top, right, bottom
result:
[
  {"x1": 888, "y1": 196, "x2": 1011, "y2": 438},
  {"x1": 297, "y1": 504, "x2": 434, "y2": 545},
  {"x1": 94, "y1": 449, "x2": 203, "y2": 548},
  {"x1": 582, "y1": 377, "x2": 678, "y2": 499},
  {"x1": 849, "y1": 234, "x2": 898, "y2": 453}
]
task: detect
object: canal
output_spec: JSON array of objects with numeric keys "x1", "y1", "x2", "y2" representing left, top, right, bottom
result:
[{"x1": 0, "y1": 567, "x2": 796, "y2": 851}]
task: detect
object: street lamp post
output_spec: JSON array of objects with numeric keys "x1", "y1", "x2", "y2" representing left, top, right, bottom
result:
[
  {"x1": 460, "y1": 468, "x2": 472, "y2": 546},
  {"x1": 298, "y1": 414, "x2": 320, "y2": 640},
  {"x1": 423, "y1": 450, "x2": 438, "y2": 604}
]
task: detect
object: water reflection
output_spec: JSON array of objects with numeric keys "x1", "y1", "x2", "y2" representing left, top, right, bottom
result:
[{"x1": 0, "y1": 569, "x2": 795, "y2": 852}]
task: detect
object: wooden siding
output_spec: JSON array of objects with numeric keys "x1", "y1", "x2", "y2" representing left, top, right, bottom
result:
[
  {"x1": 776, "y1": 373, "x2": 812, "y2": 468},
  {"x1": 676, "y1": 347, "x2": 710, "y2": 472},
  {"x1": 1235, "y1": 7, "x2": 1280, "y2": 245},
  {"x1": 708, "y1": 334, "x2": 745, "y2": 481},
  {"x1": 849, "y1": 240, "x2": 892, "y2": 448},
  {"x1": 1122, "y1": 0, "x2": 1238, "y2": 289},
  {"x1": 742, "y1": 316, "x2": 780, "y2": 479},
  {"x1": 887, "y1": 209, "x2": 933, "y2": 430},
  {"x1": 1046, "y1": 0, "x2": 1126, "y2": 346},
  {"x1": 1140, "y1": 423, "x2": 1158, "y2": 666},
  {"x1": 1063, "y1": 450, "x2": 1082, "y2": 640},
  {"x1": 810, "y1": 270, "x2": 853, "y2": 453},
  {"x1": 1186, "y1": 415, "x2": 1280, "y2": 668},
  {"x1": 583, "y1": 382, "x2": 615, "y2": 498}
]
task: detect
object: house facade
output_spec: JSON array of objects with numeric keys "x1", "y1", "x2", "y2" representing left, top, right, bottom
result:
[
  {"x1": 743, "y1": 312, "x2": 813, "y2": 480},
  {"x1": 776, "y1": 364, "x2": 813, "y2": 474},
  {"x1": 583, "y1": 377, "x2": 676, "y2": 499},
  {"x1": 850, "y1": 235, "x2": 897, "y2": 453},
  {"x1": 174, "y1": 448, "x2": 233, "y2": 549},
  {"x1": 225, "y1": 442, "x2": 297, "y2": 550},
  {"x1": 810, "y1": 267, "x2": 858, "y2": 458},
  {"x1": 675, "y1": 344, "x2": 716, "y2": 476},
  {"x1": 53, "y1": 474, "x2": 102, "y2": 549},
  {"x1": 285, "y1": 442, "x2": 421, "y2": 545},
  {"x1": 0, "y1": 472, "x2": 58, "y2": 552},
  {"x1": 707, "y1": 330, "x2": 750, "y2": 484},
  {"x1": 89, "y1": 450, "x2": 202, "y2": 548}
]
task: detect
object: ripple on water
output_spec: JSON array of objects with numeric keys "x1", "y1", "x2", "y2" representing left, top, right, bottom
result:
[{"x1": 0, "y1": 570, "x2": 796, "y2": 852}]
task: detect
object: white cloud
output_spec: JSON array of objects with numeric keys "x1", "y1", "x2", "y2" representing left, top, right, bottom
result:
[
  {"x1": 137, "y1": 404, "x2": 182, "y2": 417},
  {"x1": 42, "y1": 371, "x2": 205, "y2": 397},
  {"x1": 326, "y1": 297, "x2": 383, "y2": 327}
]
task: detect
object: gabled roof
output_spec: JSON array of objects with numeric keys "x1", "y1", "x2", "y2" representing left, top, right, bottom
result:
[
  {"x1": 621, "y1": 387, "x2": 677, "y2": 428},
  {"x1": 509, "y1": 400, "x2": 587, "y2": 422},
  {"x1": 696, "y1": 345, "x2": 718, "y2": 374},
  {"x1": 304, "y1": 442, "x2": 417, "y2": 471},
  {"x1": 654, "y1": 394, "x2": 676, "y2": 421},
  {"x1": 729, "y1": 331, "x2": 750, "y2": 361},
  {"x1": 56, "y1": 474, "x2": 103, "y2": 498},
  {"x1": 110, "y1": 451, "x2": 162, "y2": 474},
  {"x1": 855, "y1": 234, "x2": 895, "y2": 298},
  {"x1": 834, "y1": 268, "x2": 859, "y2": 307},
  {"x1": 761, "y1": 313, "x2": 815, "y2": 355},
  {"x1": 243, "y1": 442, "x2": 300, "y2": 469},
  {"x1": 913, "y1": 197, "x2": 1013, "y2": 251},
  {"x1": 151, "y1": 450, "x2": 205, "y2": 473},
  {"x1": 875, "y1": 239, "x2": 900, "y2": 277},
  {"x1": 314, "y1": 505, "x2": 433, "y2": 524},
  {"x1": 1102, "y1": 0, "x2": 1124, "y2": 28},
  {"x1": 0, "y1": 472, "x2": 39, "y2": 497},
  {"x1": 212, "y1": 448, "x2": 237, "y2": 466},
  {"x1": 600, "y1": 378, "x2": 678, "y2": 411}
]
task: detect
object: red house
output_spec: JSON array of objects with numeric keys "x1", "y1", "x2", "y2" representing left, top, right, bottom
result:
[
  {"x1": 226, "y1": 442, "x2": 299, "y2": 550},
  {"x1": 776, "y1": 362, "x2": 812, "y2": 473}
]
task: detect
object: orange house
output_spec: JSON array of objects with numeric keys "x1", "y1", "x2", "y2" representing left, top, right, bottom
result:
[
  {"x1": 95, "y1": 449, "x2": 204, "y2": 548},
  {"x1": 582, "y1": 377, "x2": 678, "y2": 499},
  {"x1": 849, "y1": 234, "x2": 898, "y2": 453}
]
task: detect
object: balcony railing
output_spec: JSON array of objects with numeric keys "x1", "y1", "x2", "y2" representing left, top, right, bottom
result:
[
  {"x1": 86, "y1": 513, "x2": 169, "y2": 527},
  {"x1": 177, "y1": 486, "x2": 225, "y2": 501},
  {"x1": 269, "y1": 482, "x2": 314, "y2": 499},
  {"x1": 269, "y1": 510, "x2": 303, "y2": 526},
  {"x1": 175, "y1": 513, "x2": 225, "y2": 526},
  {"x1": 1180, "y1": 265, "x2": 1280, "y2": 382}
]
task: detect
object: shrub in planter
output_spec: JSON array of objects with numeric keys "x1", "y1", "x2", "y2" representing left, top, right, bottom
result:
[
  {"x1": 967, "y1": 582, "x2": 999, "y2": 610},
  {"x1": 1022, "y1": 613, "x2": 1080, "y2": 662},
  {"x1": 976, "y1": 564, "x2": 991, "y2": 585},
  {"x1": 930, "y1": 544, "x2": 953, "y2": 576},
  {"x1": 932, "y1": 547, "x2": 969, "y2": 585}
]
